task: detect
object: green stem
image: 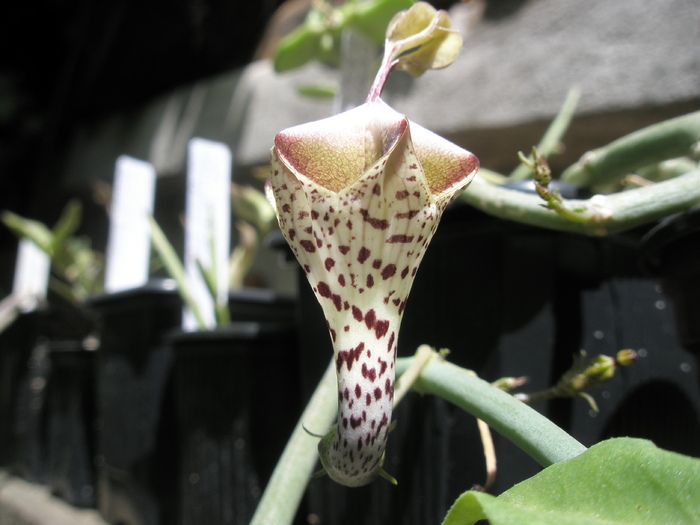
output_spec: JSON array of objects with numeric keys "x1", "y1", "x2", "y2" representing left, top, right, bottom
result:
[
  {"x1": 396, "y1": 357, "x2": 586, "y2": 467},
  {"x1": 508, "y1": 88, "x2": 581, "y2": 181},
  {"x1": 252, "y1": 351, "x2": 587, "y2": 525},
  {"x1": 250, "y1": 359, "x2": 337, "y2": 525},
  {"x1": 460, "y1": 168, "x2": 700, "y2": 236},
  {"x1": 560, "y1": 110, "x2": 700, "y2": 190}
]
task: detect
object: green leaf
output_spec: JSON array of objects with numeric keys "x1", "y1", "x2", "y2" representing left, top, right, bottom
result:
[
  {"x1": 195, "y1": 257, "x2": 217, "y2": 299},
  {"x1": 2, "y1": 201, "x2": 103, "y2": 304},
  {"x1": 148, "y1": 215, "x2": 207, "y2": 330},
  {"x1": 296, "y1": 83, "x2": 338, "y2": 98},
  {"x1": 51, "y1": 199, "x2": 82, "y2": 250},
  {"x1": 348, "y1": 0, "x2": 415, "y2": 45},
  {"x1": 274, "y1": 0, "x2": 414, "y2": 72},
  {"x1": 274, "y1": 26, "x2": 322, "y2": 72},
  {"x1": 443, "y1": 438, "x2": 700, "y2": 525},
  {"x1": 231, "y1": 184, "x2": 278, "y2": 236},
  {"x1": 1, "y1": 210, "x2": 56, "y2": 255}
]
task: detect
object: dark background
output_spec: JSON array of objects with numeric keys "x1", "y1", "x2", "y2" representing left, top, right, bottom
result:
[
  {"x1": 0, "y1": 0, "x2": 289, "y2": 219},
  {"x1": 0, "y1": 0, "x2": 304, "y2": 298}
]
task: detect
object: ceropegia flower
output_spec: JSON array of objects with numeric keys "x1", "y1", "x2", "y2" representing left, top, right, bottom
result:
[{"x1": 265, "y1": 2, "x2": 478, "y2": 487}]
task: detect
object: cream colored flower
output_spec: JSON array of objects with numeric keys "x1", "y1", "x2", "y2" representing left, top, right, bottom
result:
[{"x1": 266, "y1": 98, "x2": 478, "y2": 486}]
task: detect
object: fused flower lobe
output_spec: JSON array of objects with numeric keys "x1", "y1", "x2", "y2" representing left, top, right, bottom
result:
[
  {"x1": 409, "y1": 121, "x2": 479, "y2": 202},
  {"x1": 274, "y1": 103, "x2": 409, "y2": 193}
]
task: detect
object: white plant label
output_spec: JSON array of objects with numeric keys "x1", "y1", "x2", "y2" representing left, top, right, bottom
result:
[
  {"x1": 12, "y1": 238, "x2": 50, "y2": 311},
  {"x1": 104, "y1": 156, "x2": 156, "y2": 293},
  {"x1": 182, "y1": 138, "x2": 231, "y2": 330}
]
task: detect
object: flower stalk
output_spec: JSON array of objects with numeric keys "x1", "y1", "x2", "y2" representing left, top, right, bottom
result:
[{"x1": 513, "y1": 350, "x2": 638, "y2": 411}]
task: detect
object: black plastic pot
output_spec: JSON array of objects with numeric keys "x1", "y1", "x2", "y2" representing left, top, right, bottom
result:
[
  {"x1": 89, "y1": 280, "x2": 183, "y2": 525},
  {"x1": 228, "y1": 287, "x2": 295, "y2": 324},
  {"x1": 0, "y1": 310, "x2": 41, "y2": 472},
  {"x1": 90, "y1": 281, "x2": 297, "y2": 525},
  {"x1": 170, "y1": 321, "x2": 299, "y2": 525},
  {"x1": 0, "y1": 304, "x2": 95, "y2": 485},
  {"x1": 46, "y1": 340, "x2": 98, "y2": 507}
]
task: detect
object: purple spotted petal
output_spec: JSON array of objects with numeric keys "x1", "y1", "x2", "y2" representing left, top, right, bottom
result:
[{"x1": 266, "y1": 98, "x2": 478, "y2": 486}]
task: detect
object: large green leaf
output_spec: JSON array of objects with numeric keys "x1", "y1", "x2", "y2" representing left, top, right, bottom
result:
[{"x1": 444, "y1": 438, "x2": 700, "y2": 525}]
